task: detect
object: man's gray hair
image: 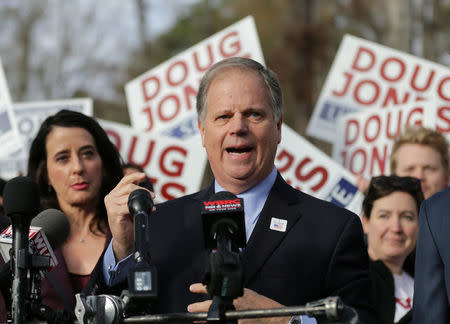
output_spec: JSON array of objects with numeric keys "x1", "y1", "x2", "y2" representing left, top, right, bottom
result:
[{"x1": 196, "y1": 57, "x2": 283, "y2": 123}]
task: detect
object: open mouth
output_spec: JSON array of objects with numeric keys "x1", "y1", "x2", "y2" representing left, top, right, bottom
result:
[{"x1": 226, "y1": 147, "x2": 252, "y2": 155}]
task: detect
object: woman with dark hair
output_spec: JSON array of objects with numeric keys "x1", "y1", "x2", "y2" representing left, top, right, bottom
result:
[
  {"x1": 25, "y1": 109, "x2": 123, "y2": 312},
  {"x1": 362, "y1": 175, "x2": 424, "y2": 324}
]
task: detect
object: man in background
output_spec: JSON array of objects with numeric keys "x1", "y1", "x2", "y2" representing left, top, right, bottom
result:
[{"x1": 357, "y1": 126, "x2": 449, "y2": 198}]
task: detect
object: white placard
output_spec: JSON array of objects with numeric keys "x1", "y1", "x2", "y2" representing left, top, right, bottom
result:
[
  {"x1": 332, "y1": 100, "x2": 448, "y2": 178},
  {"x1": 99, "y1": 119, "x2": 207, "y2": 203},
  {"x1": 276, "y1": 124, "x2": 363, "y2": 215},
  {"x1": 307, "y1": 34, "x2": 450, "y2": 143},
  {"x1": 0, "y1": 58, "x2": 23, "y2": 159},
  {"x1": 0, "y1": 98, "x2": 93, "y2": 179},
  {"x1": 125, "y1": 15, "x2": 264, "y2": 133}
]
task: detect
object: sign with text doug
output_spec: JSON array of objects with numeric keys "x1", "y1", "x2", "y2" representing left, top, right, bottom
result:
[
  {"x1": 276, "y1": 124, "x2": 363, "y2": 215},
  {"x1": 99, "y1": 119, "x2": 207, "y2": 203},
  {"x1": 125, "y1": 15, "x2": 264, "y2": 134},
  {"x1": 332, "y1": 100, "x2": 449, "y2": 178},
  {"x1": 307, "y1": 34, "x2": 450, "y2": 143}
]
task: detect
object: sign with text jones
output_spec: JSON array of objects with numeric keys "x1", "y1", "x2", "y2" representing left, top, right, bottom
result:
[
  {"x1": 276, "y1": 124, "x2": 363, "y2": 215},
  {"x1": 125, "y1": 15, "x2": 264, "y2": 134},
  {"x1": 99, "y1": 119, "x2": 207, "y2": 203},
  {"x1": 332, "y1": 100, "x2": 449, "y2": 178},
  {"x1": 307, "y1": 34, "x2": 450, "y2": 143},
  {"x1": 0, "y1": 98, "x2": 92, "y2": 180}
]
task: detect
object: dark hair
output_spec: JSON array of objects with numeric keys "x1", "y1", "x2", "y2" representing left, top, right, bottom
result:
[
  {"x1": 362, "y1": 175, "x2": 424, "y2": 218},
  {"x1": 27, "y1": 109, "x2": 123, "y2": 234},
  {"x1": 122, "y1": 162, "x2": 154, "y2": 192},
  {"x1": 196, "y1": 57, "x2": 282, "y2": 123}
]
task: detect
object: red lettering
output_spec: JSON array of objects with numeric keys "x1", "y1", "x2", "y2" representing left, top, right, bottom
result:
[
  {"x1": 410, "y1": 65, "x2": 435, "y2": 92},
  {"x1": 332, "y1": 72, "x2": 353, "y2": 97},
  {"x1": 385, "y1": 111, "x2": 402, "y2": 140},
  {"x1": 161, "y1": 182, "x2": 186, "y2": 201},
  {"x1": 193, "y1": 44, "x2": 214, "y2": 72},
  {"x1": 127, "y1": 137, "x2": 156, "y2": 168},
  {"x1": 352, "y1": 47, "x2": 376, "y2": 72},
  {"x1": 166, "y1": 61, "x2": 188, "y2": 87},
  {"x1": 380, "y1": 57, "x2": 405, "y2": 82},
  {"x1": 295, "y1": 158, "x2": 328, "y2": 192},
  {"x1": 158, "y1": 95, "x2": 181, "y2": 122},
  {"x1": 354, "y1": 80, "x2": 380, "y2": 105},
  {"x1": 364, "y1": 115, "x2": 381, "y2": 143},
  {"x1": 141, "y1": 76, "x2": 160, "y2": 102},
  {"x1": 276, "y1": 149, "x2": 294, "y2": 172},
  {"x1": 350, "y1": 149, "x2": 367, "y2": 175},
  {"x1": 438, "y1": 77, "x2": 450, "y2": 102},
  {"x1": 184, "y1": 85, "x2": 198, "y2": 110},
  {"x1": 382, "y1": 88, "x2": 411, "y2": 107},
  {"x1": 142, "y1": 105, "x2": 155, "y2": 131},
  {"x1": 159, "y1": 146, "x2": 187, "y2": 177},
  {"x1": 370, "y1": 145, "x2": 388, "y2": 175},
  {"x1": 406, "y1": 107, "x2": 424, "y2": 126},
  {"x1": 436, "y1": 106, "x2": 450, "y2": 133},
  {"x1": 345, "y1": 119, "x2": 359, "y2": 145},
  {"x1": 219, "y1": 31, "x2": 241, "y2": 58}
]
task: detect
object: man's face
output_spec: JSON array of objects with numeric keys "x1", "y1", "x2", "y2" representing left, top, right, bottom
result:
[
  {"x1": 394, "y1": 143, "x2": 449, "y2": 198},
  {"x1": 198, "y1": 68, "x2": 282, "y2": 194}
]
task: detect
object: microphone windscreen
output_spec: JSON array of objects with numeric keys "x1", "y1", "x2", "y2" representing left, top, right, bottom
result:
[
  {"x1": 31, "y1": 209, "x2": 70, "y2": 250},
  {"x1": 3, "y1": 176, "x2": 39, "y2": 219},
  {"x1": 128, "y1": 189, "x2": 154, "y2": 216}
]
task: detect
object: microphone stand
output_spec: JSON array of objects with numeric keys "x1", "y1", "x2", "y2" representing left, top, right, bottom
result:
[
  {"x1": 11, "y1": 214, "x2": 31, "y2": 324},
  {"x1": 203, "y1": 226, "x2": 244, "y2": 324},
  {"x1": 74, "y1": 295, "x2": 358, "y2": 324}
]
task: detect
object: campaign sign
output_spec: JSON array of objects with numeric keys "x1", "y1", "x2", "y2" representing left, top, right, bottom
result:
[
  {"x1": 307, "y1": 34, "x2": 450, "y2": 143},
  {"x1": 99, "y1": 119, "x2": 207, "y2": 203},
  {"x1": 0, "y1": 98, "x2": 93, "y2": 179},
  {"x1": 276, "y1": 124, "x2": 363, "y2": 214},
  {"x1": 332, "y1": 100, "x2": 448, "y2": 178},
  {"x1": 0, "y1": 58, "x2": 23, "y2": 158},
  {"x1": 125, "y1": 15, "x2": 264, "y2": 134}
]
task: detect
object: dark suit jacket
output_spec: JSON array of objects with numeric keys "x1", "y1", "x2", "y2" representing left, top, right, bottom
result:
[
  {"x1": 369, "y1": 260, "x2": 412, "y2": 324},
  {"x1": 413, "y1": 186, "x2": 450, "y2": 324},
  {"x1": 87, "y1": 174, "x2": 375, "y2": 323}
]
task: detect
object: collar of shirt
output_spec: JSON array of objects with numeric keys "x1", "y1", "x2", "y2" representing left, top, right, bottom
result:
[{"x1": 214, "y1": 166, "x2": 278, "y2": 242}]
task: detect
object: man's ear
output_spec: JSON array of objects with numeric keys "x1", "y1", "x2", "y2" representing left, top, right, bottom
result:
[
  {"x1": 276, "y1": 114, "x2": 283, "y2": 144},
  {"x1": 198, "y1": 118, "x2": 206, "y2": 147}
]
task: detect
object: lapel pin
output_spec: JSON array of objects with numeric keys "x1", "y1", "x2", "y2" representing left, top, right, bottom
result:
[{"x1": 270, "y1": 217, "x2": 287, "y2": 232}]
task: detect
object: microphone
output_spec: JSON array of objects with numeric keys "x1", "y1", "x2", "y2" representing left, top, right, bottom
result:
[
  {"x1": 201, "y1": 191, "x2": 246, "y2": 321},
  {"x1": 0, "y1": 209, "x2": 70, "y2": 315},
  {"x1": 128, "y1": 189, "x2": 153, "y2": 264},
  {"x1": 201, "y1": 191, "x2": 246, "y2": 250},
  {"x1": 0, "y1": 209, "x2": 70, "y2": 267},
  {"x1": 3, "y1": 176, "x2": 39, "y2": 324},
  {"x1": 126, "y1": 189, "x2": 157, "y2": 300}
]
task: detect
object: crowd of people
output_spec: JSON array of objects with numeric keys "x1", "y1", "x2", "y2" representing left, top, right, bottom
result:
[{"x1": 0, "y1": 57, "x2": 448, "y2": 324}]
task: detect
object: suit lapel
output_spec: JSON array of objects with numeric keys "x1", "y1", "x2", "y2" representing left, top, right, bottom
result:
[{"x1": 242, "y1": 174, "x2": 303, "y2": 284}]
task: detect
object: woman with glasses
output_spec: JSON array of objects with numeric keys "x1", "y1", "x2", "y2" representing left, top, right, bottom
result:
[{"x1": 362, "y1": 175, "x2": 424, "y2": 324}]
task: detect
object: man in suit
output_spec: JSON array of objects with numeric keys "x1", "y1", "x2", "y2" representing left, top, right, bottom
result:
[
  {"x1": 89, "y1": 57, "x2": 375, "y2": 323},
  {"x1": 413, "y1": 187, "x2": 450, "y2": 323}
]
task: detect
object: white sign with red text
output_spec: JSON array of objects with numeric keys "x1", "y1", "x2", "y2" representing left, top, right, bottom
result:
[
  {"x1": 307, "y1": 34, "x2": 450, "y2": 143},
  {"x1": 125, "y1": 15, "x2": 264, "y2": 134},
  {"x1": 99, "y1": 119, "x2": 207, "y2": 203},
  {"x1": 276, "y1": 124, "x2": 363, "y2": 215},
  {"x1": 332, "y1": 100, "x2": 449, "y2": 178},
  {"x1": 0, "y1": 58, "x2": 23, "y2": 158},
  {"x1": 0, "y1": 98, "x2": 93, "y2": 180}
]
